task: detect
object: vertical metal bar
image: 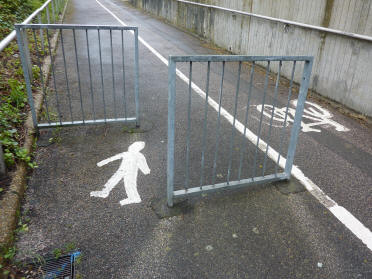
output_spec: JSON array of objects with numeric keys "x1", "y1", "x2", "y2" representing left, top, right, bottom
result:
[
  {"x1": 20, "y1": 29, "x2": 33, "y2": 81},
  {"x1": 86, "y1": 29, "x2": 96, "y2": 121},
  {"x1": 121, "y1": 30, "x2": 127, "y2": 119},
  {"x1": 227, "y1": 62, "x2": 242, "y2": 184},
  {"x1": 98, "y1": 29, "x2": 107, "y2": 122},
  {"x1": 109, "y1": 29, "x2": 117, "y2": 119},
  {"x1": 55, "y1": 0, "x2": 60, "y2": 15},
  {"x1": 55, "y1": 0, "x2": 59, "y2": 15},
  {"x1": 60, "y1": 29, "x2": 74, "y2": 122},
  {"x1": 16, "y1": 27, "x2": 37, "y2": 128},
  {"x1": 252, "y1": 61, "x2": 270, "y2": 179},
  {"x1": 185, "y1": 62, "x2": 192, "y2": 189},
  {"x1": 37, "y1": 14, "x2": 45, "y2": 52},
  {"x1": 276, "y1": 61, "x2": 296, "y2": 175},
  {"x1": 262, "y1": 61, "x2": 282, "y2": 176},
  {"x1": 32, "y1": 29, "x2": 51, "y2": 124},
  {"x1": 284, "y1": 59, "x2": 313, "y2": 177},
  {"x1": 134, "y1": 28, "x2": 140, "y2": 126},
  {"x1": 46, "y1": 3, "x2": 50, "y2": 24},
  {"x1": 238, "y1": 62, "x2": 255, "y2": 180},
  {"x1": 51, "y1": 0, "x2": 56, "y2": 23},
  {"x1": 73, "y1": 29, "x2": 85, "y2": 123},
  {"x1": 46, "y1": 29, "x2": 62, "y2": 125},
  {"x1": 212, "y1": 61, "x2": 225, "y2": 185},
  {"x1": 200, "y1": 61, "x2": 210, "y2": 188},
  {"x1": 167, "y1": 58, "x2": 176, "y2": 207}
]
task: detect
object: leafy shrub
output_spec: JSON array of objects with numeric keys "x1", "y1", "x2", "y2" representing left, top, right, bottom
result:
[
  {"x1": 0, "y1": 0, "x2": 43, "y2": 40},
  {"x1": 0, "y1": 79, "x2": 36, "y2": 168}
]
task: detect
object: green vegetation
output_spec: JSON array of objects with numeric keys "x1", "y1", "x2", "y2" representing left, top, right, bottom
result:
[
  {"x1": 53, "y1": 242, "x2": 78, "y2": 259},
  {"x1": 0, "y1": 1, "x2": 66, "y2": 277},
  {"x1": 0, "y1": 0, "x2": 44, "y2": 40},
  {"x1": 53, "y1": 248, "x2": 62, "y2": 259},
  {"x1": 1, "y1": 0, "x2": 68, "y2": 171},
  {"x1": 0, "y1": 0, "x2": 52, "y2": 171},
  {"x1": 0, "y1": 211, "x2": 30, "y2": 268},
  {"x1": 0, "y1": 49, "x2": 40, "y2": 169}
]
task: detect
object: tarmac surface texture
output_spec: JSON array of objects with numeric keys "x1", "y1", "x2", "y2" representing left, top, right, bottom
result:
[{"x1": 15, "y1": 0, "x2": 372, "y2": 278}]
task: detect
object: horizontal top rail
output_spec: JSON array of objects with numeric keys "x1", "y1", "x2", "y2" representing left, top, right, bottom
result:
[
  {"x1": 177, "y1": 0, "x2": 372, "y2": 43},
  {"x1": 170, "y1": 55, "x2": 313, "y2": 63},
  {"x1": 15, "y1": 24, "x2": 138, "y2": 31},
  {"x1": 0, "y1": 0, "x2": 55, "y2": 52}
]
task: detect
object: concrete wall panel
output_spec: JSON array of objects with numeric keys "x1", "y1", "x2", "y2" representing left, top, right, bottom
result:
[{"x1": 129, "y1": 0, "x2": 372, "y2": 116}]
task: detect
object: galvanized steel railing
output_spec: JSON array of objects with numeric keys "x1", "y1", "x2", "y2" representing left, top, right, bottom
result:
[
  {"x1": 16, "y1": 24, "x2": 140, "y2": 129},
  {"x1": 167, "y1": 55, "x2": 313, "y2": 206}
]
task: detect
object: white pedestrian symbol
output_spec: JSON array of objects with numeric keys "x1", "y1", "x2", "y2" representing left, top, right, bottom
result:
[{"x1": 90, "y1": 141, "x2": 150, "y2": 206}]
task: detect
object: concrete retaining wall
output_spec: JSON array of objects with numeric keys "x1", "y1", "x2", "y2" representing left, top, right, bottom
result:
[{"x1": 129, "y1": 0, "x2": 372, "y2": 116}]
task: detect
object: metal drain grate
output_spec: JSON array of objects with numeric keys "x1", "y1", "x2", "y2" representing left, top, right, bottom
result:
[{"x1": 35, "y1": 251, "x2": 81, "y2": 279}]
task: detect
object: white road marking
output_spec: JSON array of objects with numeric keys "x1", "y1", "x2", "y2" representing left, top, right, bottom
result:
[
  {"x1": 95, "y1": 0, "x2": 372, "y2": 250},
  {"x1": 255, "y1": 100, "x2": 350, "y2": 133},
  {"x1": 90, "y1": 141, "x2": 150, "y2": 206}
]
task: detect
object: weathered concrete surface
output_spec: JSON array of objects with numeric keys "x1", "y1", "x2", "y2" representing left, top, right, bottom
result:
[
  {"x1": 14, "y1": 0, "x2": 372, "y2": 278},
  {"x1": 129, "y1": 0, "x2": 372, "y2": 116}
]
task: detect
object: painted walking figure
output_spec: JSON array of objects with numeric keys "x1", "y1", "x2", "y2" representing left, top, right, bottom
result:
[{"x1": 90, "y1": 141, "x2": 150, "y2": 206}]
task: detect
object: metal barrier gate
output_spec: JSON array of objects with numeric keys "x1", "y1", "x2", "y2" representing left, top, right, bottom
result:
[
  {"x1": 16, "y1": 24, "x2": 140, "y2": 129},
  {"x1": 167, "y1": 55, "x2": 313, "y2": 206}
]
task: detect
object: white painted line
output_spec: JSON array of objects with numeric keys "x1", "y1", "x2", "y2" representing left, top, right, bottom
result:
[
  {"x1": 95, "y1": 0, "x2": 372, "y2": 250},
  {"x1": 90, "y1": 141, "x2": 150, "y2": 206}
]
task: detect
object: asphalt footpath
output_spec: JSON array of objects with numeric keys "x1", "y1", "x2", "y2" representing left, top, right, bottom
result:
[{"x1": 15, "y1": 0, "x2": 372, "y2": 278}]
